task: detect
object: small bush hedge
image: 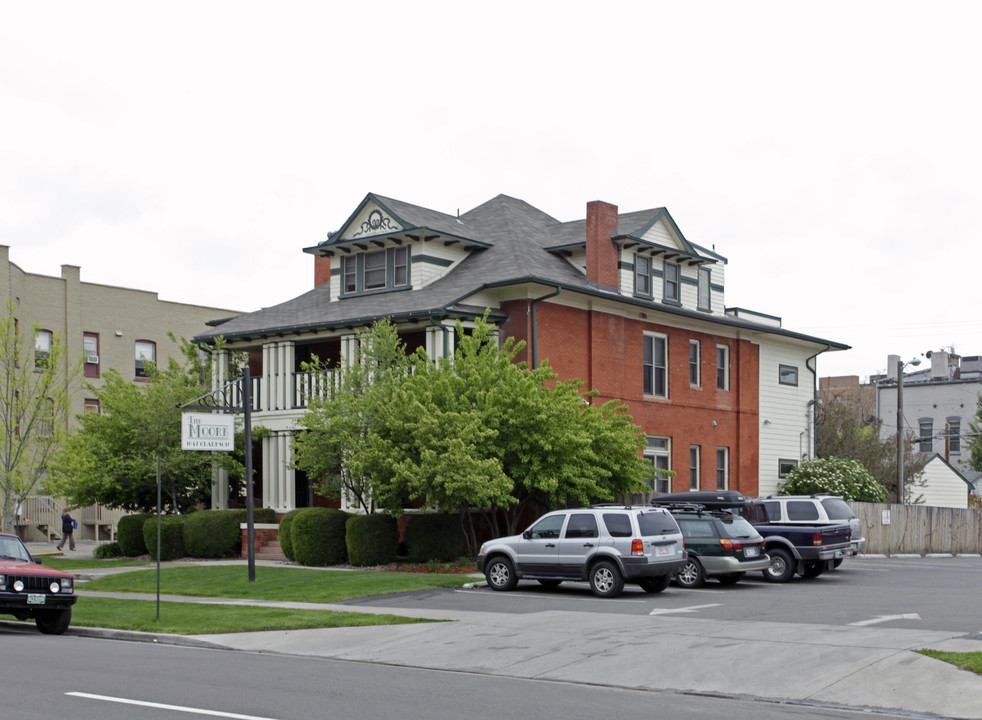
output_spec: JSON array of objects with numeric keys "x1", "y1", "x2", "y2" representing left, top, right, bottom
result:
[
  {"x1": 143, "y1": 515, "x2": 186, "y2": 561},
  {"x1": 291, "y1": 508, "x2": 349, "y2": 566},
  {"x1": 278, "y1": 509, "x2": 303, "y2": 562},
  {"x1": 346, "y1": 514, "x2": 399, "y2": 567},
  {"x1": 117, "y1": 513, "x2": 152, "y2": 556},
  {"x1": 404, "y1": 513, "x2": 466, "y2": 563},
  {"x1": 94, "y1": 541, "x2": 123, "y2": 559},
  {"x1": 183, "y1": 510, "x2": 242, "y2": 559}
]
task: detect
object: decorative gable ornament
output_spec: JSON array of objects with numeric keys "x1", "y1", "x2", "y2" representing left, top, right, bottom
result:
[{"x1": 352, "y1": 208, "x2": 400, "y2": 238}]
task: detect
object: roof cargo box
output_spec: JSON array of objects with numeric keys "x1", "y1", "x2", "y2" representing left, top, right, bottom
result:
[{"x1": 650, "y1": 490, "x2": 747, "y2": 509}]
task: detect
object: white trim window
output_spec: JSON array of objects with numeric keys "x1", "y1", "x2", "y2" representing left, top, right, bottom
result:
[
  {"x1": 645, "y1": 436, "x2": 672, "y2": 493},
  {"x1": 716, "y1": 344, "x2": 729, "y2": 391},
  {"x1": 689, "y1": 340, "x2": 700, "y2": 386},
  {"x1": 716, "y1": 447, "x2": 729, "y2": 490},
  {"x1": 643, "y1": 332, "x2": 668, "y2": 398},
  {"x1": 635, "y1": 254, "x2": 652, "y2": 297},
  {"x1": 35, "y1": 330, "x2": 52, "y2": 368},
  {"x1": 779, "y1": 364, "x2": 799, "y2": 386},
  {"x1": 663, "y1": 262, "x2": 680, "y2": 303},
  {"x1": 135, "y1": 340, "x2": 156, "y2": 378},
  {"x1": 689, "y1": 445, "x2": 700, "y2": 490}
]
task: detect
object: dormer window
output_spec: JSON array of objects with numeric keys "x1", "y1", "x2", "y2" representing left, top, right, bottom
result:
[
  {"x1": 634, "y1": 254, "x2": 652, "y2": 298},
  {"x1": 664, "y1": 262, "x2": 680, "y2": 303},
  {"x1": 340, "y1": 246, "x2": 411, "y2": 297}
]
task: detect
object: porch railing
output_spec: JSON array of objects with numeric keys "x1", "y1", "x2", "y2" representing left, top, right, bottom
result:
[{"x1": 292, "y1": 369, "x2": 341, "y2": 409}]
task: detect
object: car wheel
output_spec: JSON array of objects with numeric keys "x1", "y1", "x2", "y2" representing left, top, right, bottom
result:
[
  {"x1": 537, "y1": 579, "x2": 563, "y2": 588},
  {"x1": 674, "y1": 557, "x2": 706, "y2": 588},
  {"x1": 802, "y1": 561, "x2": 825, "y2": 579},
  {"x1": 762, "y1": 548, "x2": 796, "y2": 583},
  {"x1": 638, "y1": 575, "x2": 671, "y2": 593},
  {"x1": 484, "y1": 557, "x2": 518, "y2": 591},
  {"x1": 35, "y1": 608, "x2": 71, "y2": 635},
  {"x1": 717, "y1": 572, "x2": 745, "y2": 585},
  {"x1": 589, "y1": 560, "x2": 625, "y2": 598}
]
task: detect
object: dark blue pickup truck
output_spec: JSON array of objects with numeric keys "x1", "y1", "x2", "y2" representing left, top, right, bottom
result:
[{"x1": 651, "y1": 491, "x2": 853, "y2": 583}]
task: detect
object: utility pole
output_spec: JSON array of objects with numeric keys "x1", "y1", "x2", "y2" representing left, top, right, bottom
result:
[{"x1": 896, "y1": 358, "x2": 904, "y2": 504}]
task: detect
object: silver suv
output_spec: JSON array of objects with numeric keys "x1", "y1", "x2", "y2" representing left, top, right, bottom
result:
[
  {"x1": 757, "y1": 495, "x2": 865, "y2": 556},
  {"x1": 476, "y1": 504, "x2": 686, "y2": 598}
]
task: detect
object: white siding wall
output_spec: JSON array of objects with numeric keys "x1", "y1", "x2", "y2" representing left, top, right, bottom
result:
[
  {"x1": 757, "y1": 341, "x2": 817, "y2": 496},
  {"x1": 412, "y1": 242, "x2": 469, "y2": 289},
  {"x1": 918, "y1": 457, "x2": 970, "y2": 508}
]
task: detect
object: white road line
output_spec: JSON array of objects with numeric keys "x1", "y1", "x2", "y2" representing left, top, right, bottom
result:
[
  {"x1": 848, "y1": 613, "x2": 922, "y2": 627},
  {"x1": 67, "y1": 692, "x2": 279, "y2": 720},
  {"x1": 649, "y1": 603, "x2": 722, "y2": 616}
]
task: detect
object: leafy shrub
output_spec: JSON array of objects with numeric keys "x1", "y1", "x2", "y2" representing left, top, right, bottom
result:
[
  {"x1": 117, "y1": 513, "x2": 152, "y2": 556},
  {"x1": 779, "y1": 457, "x2": 887, "y2": 502},
  {"x1": 143, "y1": 515, "x2": 187, "y2": 561},
  {"x1": 278, "y1": 509, "x2": 303, "y2": 562},
  {"x1": 183, "y1": 510, "x2": 242, "y2": 558},
  {"x1": 290, "y1": 508, "x2": 350, "y2": 566},
  {"x1": 94, "y1": 541, "x2": 123, "y2": 559},
  {"x1": 346, "y1": 514, "x2": 399, "y2": 567},
  {"x1": 404, "y1": 513, "x2": 466, "y2": 563}
]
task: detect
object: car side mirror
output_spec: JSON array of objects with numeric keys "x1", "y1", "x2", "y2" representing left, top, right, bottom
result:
[
  {"x1": 523, "y1": 530, "x2": 532, "y2": 540},
  {"x1": 33, "y1": 558, "x2": 42, "y2": 564}
]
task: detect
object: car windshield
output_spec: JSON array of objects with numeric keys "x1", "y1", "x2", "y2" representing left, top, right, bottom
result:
[
  {"x1": 0, "y1": 535, "x2": 33, "y2": 562},
  {"x1": 821, "y1": 497, "x2": 856, "y2": 520},
  {"x1": 637, "y1": 510, "x2": 680, "y2": 537},
  {"x1": 717, "y1": 516, "x2": 760, "y2": 540}
]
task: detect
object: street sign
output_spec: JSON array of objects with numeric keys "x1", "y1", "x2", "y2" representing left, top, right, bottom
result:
[{"x1": 181, "y1": 412, "x2": 234, "y2": 451}]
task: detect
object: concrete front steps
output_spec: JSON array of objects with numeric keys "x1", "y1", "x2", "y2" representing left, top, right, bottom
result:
[{"x1": 255, "y1": 537, "x2": 287, "y2": 562}]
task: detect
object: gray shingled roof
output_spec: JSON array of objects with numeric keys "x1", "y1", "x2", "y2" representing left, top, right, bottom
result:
[{"x1": 195, "y1": 193, "x2": 847, "y2": 351}]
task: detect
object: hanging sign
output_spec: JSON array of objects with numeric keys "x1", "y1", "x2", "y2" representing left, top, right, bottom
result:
[{"x1": 181, "y1": 412, "x2": 234, "y2": 451}]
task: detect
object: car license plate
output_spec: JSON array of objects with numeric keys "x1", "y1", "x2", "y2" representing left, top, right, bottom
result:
[
  {"x1": 744, "y1": 547, "x2": 759, "y2": 558},
  {"x1": 27, "y1": 594, "x2": 46, "y2": 605},
  {"x1": 656, "y1": 545, "x2": 672, "y2": 555},
  {"x1": 834, "y1": 549, "x2": 843, "y2": 558}
]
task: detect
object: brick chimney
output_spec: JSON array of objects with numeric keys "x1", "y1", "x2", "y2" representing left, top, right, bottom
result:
[
  {"x1": 314, "y1": 255, "x2": 331, "y2": 288},
  {"x1": 585, "y1": 200, "x2": 619, "y2": 288}
]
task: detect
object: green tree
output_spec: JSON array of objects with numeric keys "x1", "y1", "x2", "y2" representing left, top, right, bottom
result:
[
  {"x1": 52, "y1": 337, "x2": 243, "y2": 512},
  {"x1": 778, "y1": 456, "x2": 886, "y2": 502},
  {"x1": 291, "y1": 319, "x2": 413, "y2": 513},
  {"x1": 816, "y1": 393, "x2": 926, "y2": 503},
  {"x1": 293, "y1": 315, "x2": 651, "y2": 552},
  {"x1": 0, "y1": 302, "x2": 80, "y2": 532}
]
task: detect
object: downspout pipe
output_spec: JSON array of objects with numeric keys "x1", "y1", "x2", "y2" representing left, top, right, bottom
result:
[
  {"x1": 804, "y1": 344, "x2": 831, "y2": 460},
  {"x1": 530, "y1": 286, "x2": 561, "y2": 368},
  {"x1": 428, "y1": 313, "x2": 451, "y2": 360}
]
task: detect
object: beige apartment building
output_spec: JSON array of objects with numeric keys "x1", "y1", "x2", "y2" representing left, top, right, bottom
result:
[{"x1": 1, "y1": 245, "x2": 240, "y2": 540}]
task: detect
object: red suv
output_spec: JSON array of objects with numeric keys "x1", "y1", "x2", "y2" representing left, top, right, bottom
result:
[{"x1": 0, "y1": 532, "x2": 77, "y2": 634}]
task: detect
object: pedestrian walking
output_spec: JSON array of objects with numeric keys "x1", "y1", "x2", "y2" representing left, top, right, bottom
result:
[{"x1": 56, "y1": 509, "x2": 76, "y2": 551}]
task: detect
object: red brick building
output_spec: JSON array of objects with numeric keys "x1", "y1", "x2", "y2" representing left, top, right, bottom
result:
[{"x1": 196, "y1": 193, "x2": 847, "y2": 511}]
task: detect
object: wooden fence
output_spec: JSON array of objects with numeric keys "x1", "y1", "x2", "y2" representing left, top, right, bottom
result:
[{"x1": 853, "y1": 502, "x2": 982, "y2": 555}]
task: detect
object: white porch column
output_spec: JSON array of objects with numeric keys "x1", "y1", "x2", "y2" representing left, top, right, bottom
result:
[
  {"x1": 210, "y1": 349, "x2": 231, "y2": 509},
  {"x1": 426, "y1": 324, "x2": 455, "y2": 360},
  {"x1": 262, "y1": 432, "x2": 278, "y2": 510},
  {"x1": 279, "y1": 341, "x2": 295, "y2": 410},
  {"x1": 279, "y1": 432, "x2": 295, "y2": 510},
  {"x1": 262, "y1": 343, "x2": 275, "y2": 411},
  {"x1": 340, "y1": 333, "x2": 358, "y2": 370}
]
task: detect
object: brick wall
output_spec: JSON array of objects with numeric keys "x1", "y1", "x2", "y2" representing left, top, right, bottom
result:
[{"x1": 501, "y1": 299, "x2": 761, "y2": 496}]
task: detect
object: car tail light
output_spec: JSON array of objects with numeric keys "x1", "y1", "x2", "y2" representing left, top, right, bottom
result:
[
  {"x1": 719, "y1": 538, "x2": 743, "y2": 549},
  {"x1": 813, "y1": 532, "x2": 823, "y2": 546},
  {"x1": 631, "y1": 539, "x2": 644, "y2": 555}
]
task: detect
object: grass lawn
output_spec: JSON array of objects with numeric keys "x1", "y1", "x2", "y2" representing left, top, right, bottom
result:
[
  {"x1": 65, "y1": 596, "x2": 440, "y2": 634},
  {"x1": 918, "y1": 649, "x2": 982, "y2": 675},
  {"x1": 41, "y1": 557, "x2": 150, "y2": 571},
  {"x1": 81, "y1": 565, "x2": 474, "y2": 603}
]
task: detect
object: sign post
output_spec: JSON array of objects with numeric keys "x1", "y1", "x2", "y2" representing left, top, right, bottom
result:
[{"x1": 178, "y1": 367, "x2": 256, "y2": 581}]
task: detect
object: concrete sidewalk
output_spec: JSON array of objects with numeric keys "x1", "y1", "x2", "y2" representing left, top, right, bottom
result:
[{"x1": 71, "y1": 586, "x2": 982, "y2": 718}]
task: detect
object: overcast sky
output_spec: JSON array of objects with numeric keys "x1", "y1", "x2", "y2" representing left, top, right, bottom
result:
[{"x1": 4, "y1": 1, "x2": 981, "y2": 382}]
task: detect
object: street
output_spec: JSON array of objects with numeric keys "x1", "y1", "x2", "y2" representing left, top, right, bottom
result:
[{"x1": 3, "y1": 630, "x2": 928, "y2": 720}]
